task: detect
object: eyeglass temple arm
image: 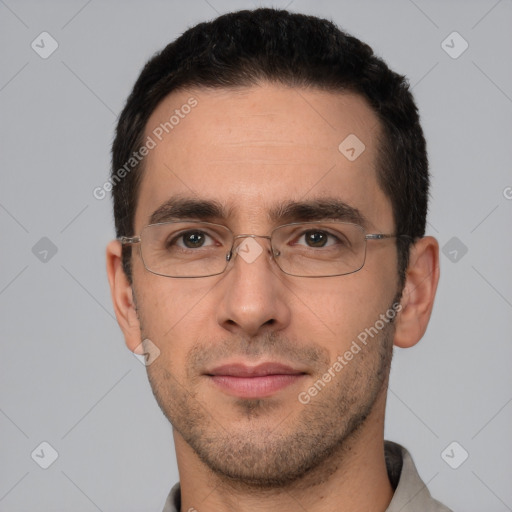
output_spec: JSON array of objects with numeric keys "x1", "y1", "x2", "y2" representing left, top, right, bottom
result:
[
  {"x1": 365, "y1": 234, "x2": 413, "y2": 240},
  {"x1": 118, "y1": 236, "x2": 141, "y2": 245},
  {"x1": 365, "y1": 233, "x2": 396, "y2": 240}
]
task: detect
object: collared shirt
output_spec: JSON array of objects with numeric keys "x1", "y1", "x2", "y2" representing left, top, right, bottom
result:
[{"x1": 162, "y1": 441, "x2": 453, "y2": 511}]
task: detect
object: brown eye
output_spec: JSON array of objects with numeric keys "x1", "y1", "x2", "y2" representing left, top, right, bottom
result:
[
  {"x1": 167, "y1": 230, "x2": 215, "y2": 250},
  {"x1": 296, "y1": 230, "x2": 340, "y2": 248},
  {"x1": 181, "y1": 231, "x2": 206, "y2": 248},
  {"x1": 304, "y1": 231, "x2": 329, "y2": 247}
]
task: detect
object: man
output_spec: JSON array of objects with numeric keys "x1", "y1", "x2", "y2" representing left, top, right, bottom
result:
[{"x1": 106, "y1": 8, "x2": 450, "y2": 511}]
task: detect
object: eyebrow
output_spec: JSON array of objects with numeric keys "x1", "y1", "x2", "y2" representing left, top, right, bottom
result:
[
  {"x1": 148, "y1": 196, "x2": 369, "y2": 229},
  {"x1": 269, "y1": 198, "x2": 368, "y2": 228},
  {"x1": 149, "y1": 197, "x2": 230, "y2": 225}
]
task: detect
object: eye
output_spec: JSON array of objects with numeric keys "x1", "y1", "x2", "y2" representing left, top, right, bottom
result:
[
  {"x1": 170, "y1": 230, "x2": 216, "y2": 249},
  {"x1": 296, "y1": 230, "x2": 340, "y2": 248}
]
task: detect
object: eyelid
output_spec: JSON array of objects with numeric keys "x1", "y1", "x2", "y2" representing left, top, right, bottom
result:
[
  {"x1": 167, "y1": 225, "x2": 226, "y2": 248},
  {"x1": 287, "y1": 225, "x2": 345, "y2": 246}
]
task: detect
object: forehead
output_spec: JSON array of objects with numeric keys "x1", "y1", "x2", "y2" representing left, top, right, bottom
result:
[{"x1": 134, "y1": 84, "x2": 392, "y2": 233}]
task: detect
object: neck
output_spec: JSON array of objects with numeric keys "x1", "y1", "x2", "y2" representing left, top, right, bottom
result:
[{"x1": 173, "y1": 395, "x2": 393, "y2": 512}]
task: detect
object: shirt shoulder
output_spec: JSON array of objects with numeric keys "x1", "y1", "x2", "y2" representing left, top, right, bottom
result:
[
  {"x1": 384, "y1": 440, "x2": 453, "y2": 512},
  {"x1": 161, "y1": 481, "x2": 180, "y2": 512}
]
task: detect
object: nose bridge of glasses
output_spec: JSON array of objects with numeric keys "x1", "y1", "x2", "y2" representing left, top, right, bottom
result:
[
  {"x1": 232, "y1": 233, "x2": 271, "y2": 241},
  {"x1": 227, "y1": 233, "x2": 277, "y2": 262}
]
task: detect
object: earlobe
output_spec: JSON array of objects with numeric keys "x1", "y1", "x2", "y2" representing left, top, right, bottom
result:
[
  {"x1": 106, "y1": 240, "x2": 141, "y2": 351},
  {"x1": 393, "y1": 236, "x2": 440, "y2": 349}
]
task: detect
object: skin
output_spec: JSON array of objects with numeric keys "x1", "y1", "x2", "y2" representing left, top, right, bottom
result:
[{"x1": 106, "y1": 83, "x2": 439, "y2": 512}]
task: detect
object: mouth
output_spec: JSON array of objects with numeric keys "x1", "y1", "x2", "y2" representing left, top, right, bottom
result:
[{"x1": 205, "y1": 362, "x2": 307, "y2": 399}]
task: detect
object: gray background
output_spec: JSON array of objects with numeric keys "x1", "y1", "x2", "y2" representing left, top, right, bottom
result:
[{"x1": 1, "y1": 0, "x2": 511, "y2": 510}]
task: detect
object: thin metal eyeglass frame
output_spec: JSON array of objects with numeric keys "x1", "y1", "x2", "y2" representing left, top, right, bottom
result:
[{"x1": 118, "y1": 220, "x2": 401, "y2": 278}]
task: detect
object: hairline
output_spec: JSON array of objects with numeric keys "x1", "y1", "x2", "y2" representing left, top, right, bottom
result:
[
  {"x1": 132, "y1": 82, "x2": 391, "y2": 232},
  {"x1": 122, "y1": 82, "x2": 406, "y2": 287}
]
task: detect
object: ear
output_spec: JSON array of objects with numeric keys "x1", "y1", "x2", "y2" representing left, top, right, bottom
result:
[
  {"x1": 394, "y1": 236, "x2": 440, "y2": 348},
  {"x1": 106, "y1": 240, "x2": 141, "y2": 352}
]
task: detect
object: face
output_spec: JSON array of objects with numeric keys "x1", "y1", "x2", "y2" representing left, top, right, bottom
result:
[{"x1": 130, "y1": 84, "x2": 402, "y2": 486}]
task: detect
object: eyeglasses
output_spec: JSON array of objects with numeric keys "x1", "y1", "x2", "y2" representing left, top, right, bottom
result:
[{"x1": 118, "y1": 220, "x2": 400, "y2": 278}]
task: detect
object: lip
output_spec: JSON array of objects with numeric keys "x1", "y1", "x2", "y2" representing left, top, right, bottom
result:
[{"x1": 206, "y1": 362, "x2": 307, "y2": 398}]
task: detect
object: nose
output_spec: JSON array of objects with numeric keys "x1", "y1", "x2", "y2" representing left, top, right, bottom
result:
[{"x1": 215, "y1": 235, "x2": 291, "y2": 338}]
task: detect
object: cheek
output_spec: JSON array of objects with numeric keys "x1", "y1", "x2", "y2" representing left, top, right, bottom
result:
[
  {"x1": 135, "y1": 277, "x2": 215, "y2": 357},
  {"x1": 294, "y1": 274, "x2": 395, "y2": 354}
]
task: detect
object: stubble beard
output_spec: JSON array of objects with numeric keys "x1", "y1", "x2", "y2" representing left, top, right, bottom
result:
[{"x1": 142, "y1": 300, "x2": 397, "y2": 490}]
